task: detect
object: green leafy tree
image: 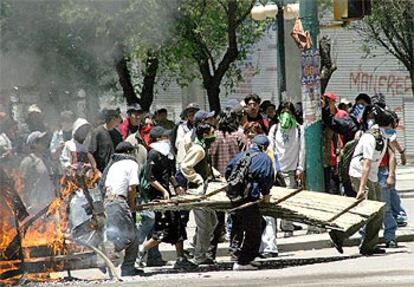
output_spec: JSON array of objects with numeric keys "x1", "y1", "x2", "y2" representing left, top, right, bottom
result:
[
  {"x1": 355, "y1": 0, "x2": 414, "y2": 97},
  {"x1": 0, "y1": 0, "x2": 180, "y2": 110},
  {"x1": 173, "y1": 0, "x2": 267, "y2": 111},
  {"x1": 60, "y1": 0, "x2": 180, "y2": 110}
]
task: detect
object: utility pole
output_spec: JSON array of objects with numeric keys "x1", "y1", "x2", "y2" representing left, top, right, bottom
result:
[
  {"x1": 299, "y1": 0, "x2": 324, "y2": 191},
  {"x1": 276, "y1": 0, "x2": 286, "y2": 104}
]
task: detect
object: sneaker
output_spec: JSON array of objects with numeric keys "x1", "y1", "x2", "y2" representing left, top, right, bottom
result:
[
  {"x1": 259, "y1": 252, "x2": 278, "y2": 258},
  {"x1": 397, "y1": 222, "x2": 408, "y2": 228},
  {"x1": 329, "y1": 231, "x2": 344, "y2": 254},
  {"x1": 174, "y1": 257, "x2": 198, "y2": 270},
  {"x1": 293, "y1": 224, "x2": 303, "y2": 231},
  {"x1": 360, "y1": 247, "x2": 386, "y2": 256},
  {"x1": 121, "y1": 267, "x2": 144, "y2": 277},
  {"x1": 136, "y1": 250, "x2": 147, "y2": 266},
  {"x1": 385, "y1": 240, "x2": 398, "y2": 248},
  {"x1": 233, "y1": 262, "x2": 258, "y2": 271},
  {"x1": 183, "y1": 249, "x2": 194, "y2": 259}
]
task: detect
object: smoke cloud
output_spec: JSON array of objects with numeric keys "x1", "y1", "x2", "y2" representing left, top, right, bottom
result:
[{"x1": 0, "y1": 0, "x2": 180, "y2": 124}]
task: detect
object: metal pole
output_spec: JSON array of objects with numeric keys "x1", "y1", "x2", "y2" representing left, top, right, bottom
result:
[
  {"x1": 299, "y1": 0, "x2": 324, "y2": 192},
  {"x1": 276, "y1": 1, "x2": 286, "y2": 104}
]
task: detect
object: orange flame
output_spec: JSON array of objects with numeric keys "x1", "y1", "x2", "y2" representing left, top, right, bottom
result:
[{"x1": 1, "y1": 168, "x2": 100, "y2": 283}]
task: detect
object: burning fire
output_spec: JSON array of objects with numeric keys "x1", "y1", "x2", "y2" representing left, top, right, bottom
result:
[{"x1": 0, "y1": 167, "x2": 100, "y2": 283}]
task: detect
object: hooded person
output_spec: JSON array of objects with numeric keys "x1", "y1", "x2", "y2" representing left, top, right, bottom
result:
[
  {"x1": 20, "y1": 131, "x2": 56, "y2": 214},
  {"x1": 60, "y1": 118, "x2": 97, "y2": 172},
  {"x1": 175, "y1": 102, "x2": 200, "y2": 150},
  {"x1": 268, "y1": 101, "x2": 305, "y2": 236},
  {"x1": 225, "y1": 134, "x2": 274, "y2": 270},
  {"x1": 180, "y1": 122, "x2": 222, "y2": 265},
  {"x1": 322, "y1": 93, "x2": 371, "y2": 144}
]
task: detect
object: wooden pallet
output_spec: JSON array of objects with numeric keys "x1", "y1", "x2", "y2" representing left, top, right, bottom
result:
[{"x1": 138, "y1": 182, "x2": 385, "y2": 233}]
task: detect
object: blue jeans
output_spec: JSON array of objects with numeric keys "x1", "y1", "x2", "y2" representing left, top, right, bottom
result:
[
  {"x1": 389, "y1": 185, "x2": 408, "y2": 223},
  {"x1": 378, "y1": 168, "x2": 398, "y2": 242},
  {"x1": 136, "y1": 210, "x2": 163, "y2": 262}
]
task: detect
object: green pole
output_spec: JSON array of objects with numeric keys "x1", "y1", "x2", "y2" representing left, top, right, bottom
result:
[{"x1": 299, "y1": 0, "x2": 324, "y2": 192}]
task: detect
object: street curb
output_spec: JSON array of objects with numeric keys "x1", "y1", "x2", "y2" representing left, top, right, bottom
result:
[
  {"x1": 398, "y1": 190, "x2": 414, "y2": 199},
  {"x1": 159, "y1": 228, "x2": 414, "y2": 261},
  {"x1": 400, "y1": 193, "x2": 414, "y2": 199},
  {"x1": 142, "y1": 254, "x2": 361, "y2": 275}
]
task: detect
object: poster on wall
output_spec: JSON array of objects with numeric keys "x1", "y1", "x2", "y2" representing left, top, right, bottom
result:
[{"x1": 301, "y1": 49, "x2": 321, "y2": 124}]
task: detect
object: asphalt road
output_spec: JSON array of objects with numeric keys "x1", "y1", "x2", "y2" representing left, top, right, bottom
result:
[{"x1": 38, "y1": 242, "x2": 414, "y2": 287}]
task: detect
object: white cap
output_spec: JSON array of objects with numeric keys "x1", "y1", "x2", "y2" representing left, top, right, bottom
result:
[
  {"x1": 26, "y1": 131, "x2": 47, "y2": 145},
  {"x1": 27, "y1": 104, "x2": 42, "y2": 114},
  {"x1": 340, "y1": 98, "x2": 351, "y2": 105}
]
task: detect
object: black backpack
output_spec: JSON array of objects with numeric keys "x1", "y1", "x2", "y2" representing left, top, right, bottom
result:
[
  {"x1": 338, "y1": 129, "x2": 386, "y2": 190},
  {"x1": 226, "y1": 152, "x2": 258, "y2": 203}
]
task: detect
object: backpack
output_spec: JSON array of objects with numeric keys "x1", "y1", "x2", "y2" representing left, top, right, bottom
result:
[
  {"x1": 138, "y1": 160, "x2": 151, "y2": 203},
  {"x1": 226, "y1": 152, "x2": 258, "y2": 203},
  {"x1": 338, "y1": 129, "x2": 386, "y2": 190}
]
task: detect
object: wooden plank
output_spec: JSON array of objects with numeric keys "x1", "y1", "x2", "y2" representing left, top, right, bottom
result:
[{"x1": 138, "y1": 185, "x2": 384, "y2": 233}]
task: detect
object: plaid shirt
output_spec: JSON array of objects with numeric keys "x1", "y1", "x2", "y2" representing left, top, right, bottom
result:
[{"x1": 209, "y1": 131, "x2": 241, "y2": 175}]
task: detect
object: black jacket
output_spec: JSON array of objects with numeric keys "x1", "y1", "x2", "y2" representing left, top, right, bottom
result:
[{"x1": 322, "y1": 106, "x2": 362, "y2": 144}]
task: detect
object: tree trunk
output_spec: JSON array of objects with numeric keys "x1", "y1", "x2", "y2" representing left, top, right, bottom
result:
[
  {"x1": 115, "y1": 56, "x2": 138, "y2": 105},
  {"x1": 411, "y1": 71, "x2": 414, "y2": 98},
  {"x1": 206, "y1": 84, "x2": 221, "y2": 112},
  {"x1": 140, "y1": 55, "x2": 159, "y2": 111},
  {"x1": 319, "y1": 36, "x2": 337, "y2": 95}
]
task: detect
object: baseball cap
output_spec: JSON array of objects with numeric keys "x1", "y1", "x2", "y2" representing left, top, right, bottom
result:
[
  {"x1": 115, "y1": 141, "x2": 136, "y2": 153},
  {"x1": 186, "y1": 103, "x2": 201, "y2": 111},
  {"x1": 340, "y1": 98, "x2": 351, "y2": 105},
  {"x1": 150, "y1": 126, "x2": 172, "y2": 138},
  {"x1": 155, "y1": 107, "x2": 167, "y2": 114},
  {"x1": 102, "y1": 108, "x2": 121, "y2": 121},
  {"x1": 252, "y1": 134, "x2": 270, "y2": 148},
  {"x1": 26, "y1": 131, "x2": 48, "y2": 145},
  {"x1": 27, "y1": 104, "x2": 42, "y2": 114},
  {"x1": 194, "y1": 110, "x2": 215, "y2": 124},
  {"x1": 355, "y1": 93, "x2": 371, "y2": 105},
  {"x1": 323, "y1": 92, "x2": 337, "y2": 102},
  {"x1": 224, "y1": 99, "x2": 241, "y2": 110},
  {"x1": 126, "y1": 103, "x2": 143, "y2": 113}
]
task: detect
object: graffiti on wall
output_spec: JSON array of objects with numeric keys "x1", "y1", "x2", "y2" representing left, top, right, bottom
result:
[{"x1": 349, "y1": 69, "x2": 412, "y2": 96}]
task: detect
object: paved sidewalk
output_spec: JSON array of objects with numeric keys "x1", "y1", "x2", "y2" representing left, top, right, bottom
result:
[{"x1": 396, "y1": 165, "x2": 414, "y2": 198}]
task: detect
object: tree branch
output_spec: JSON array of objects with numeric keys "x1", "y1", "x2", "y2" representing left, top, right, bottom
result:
[
  {"x1": 367, "y1": 23, "x2": 410, "y2": 69},
  {"x1": 236, "y1": 0, "x2": 255, "y2": 27},
  {"x1": 215, "y1": 0, "x2": 239, "y2": 81}
]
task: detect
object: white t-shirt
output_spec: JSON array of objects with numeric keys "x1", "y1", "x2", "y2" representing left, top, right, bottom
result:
[
  {"x1": 104, "y1": 159, "x2": 139, "y2": 197},
  {"x1": 349, "y1": 130, "x2": 387, "y2": 183}
]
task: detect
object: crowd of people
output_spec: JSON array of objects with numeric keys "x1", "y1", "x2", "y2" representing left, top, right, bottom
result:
[{"x1": 0, "y1": 91, "x2": 409, "y2": 275}]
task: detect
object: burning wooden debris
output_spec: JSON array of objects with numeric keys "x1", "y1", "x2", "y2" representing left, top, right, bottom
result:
[{"x1": 0, "y1": 166, "x2": 121, "y2": 285}]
